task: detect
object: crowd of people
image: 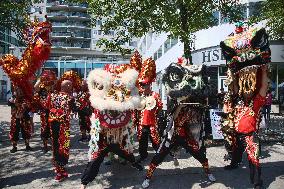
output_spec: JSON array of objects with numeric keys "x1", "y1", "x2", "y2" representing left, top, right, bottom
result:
[{"x1": 3, "y1": 21, "x2": 272, "y2": 189}]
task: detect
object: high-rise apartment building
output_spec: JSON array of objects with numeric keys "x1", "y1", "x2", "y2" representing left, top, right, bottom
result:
[{"x1": 32, "y1": 0, "x2": 137, "y2": 78}]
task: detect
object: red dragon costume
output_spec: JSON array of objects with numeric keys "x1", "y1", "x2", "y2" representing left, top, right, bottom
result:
[{"x1": 1, "y1": 19, "x2": 52, "y2": 153}]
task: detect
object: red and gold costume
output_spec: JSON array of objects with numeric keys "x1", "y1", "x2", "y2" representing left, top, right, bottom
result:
[
  {"x1": 9, "y1": 95, "x2": 32, "y2": 145},
  {"x1": 47, "y1": 71, "x2": 80, "y2": 181},
  {"x1": 220, "y1": 22, "x2": 270, "y2": 188},
  {"x1": 76, "y1": 88, "x2": 92, "y2": 141},
  {"x1": 133, "y1": 57, "x2": 162, "y2": 160},
  {"x1": 134, "y1": 91, "x2": 162, "y2": 159},
  {"x1": 34, "y1": 70, "x2": 57, "y2": 150},
  {"x1": 142, "y1": 62, "x2": 216, "y2": 188}
]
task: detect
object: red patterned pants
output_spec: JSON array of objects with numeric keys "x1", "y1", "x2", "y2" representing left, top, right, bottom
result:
[
  {"x1": 50, "y1": 121, "x2": 70, "y2": 169},
  {"x1": 230, "y1": 133, "x2": 262, "y2": 187},
  {"x1": 40, "y1": 110, "x2": 50, "y2": 140},
  {"x1": 9, "y1": 116, "x2": 31, "y2": 142}
]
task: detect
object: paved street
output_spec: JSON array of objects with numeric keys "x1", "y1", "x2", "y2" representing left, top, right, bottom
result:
[{"x1": 0, "y1": 104, "x2": 284, "y2": 189}]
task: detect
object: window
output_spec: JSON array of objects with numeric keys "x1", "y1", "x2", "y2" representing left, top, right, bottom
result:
[
  {"x1": 171, "y1": 38, "x2": 178, "y2": 47},
  {"x1": 249, "y1": 2, "x2": 262, "y2": 18},
  {"x1": 164, "y1": 38, "x2": 171, "y2": 53}
]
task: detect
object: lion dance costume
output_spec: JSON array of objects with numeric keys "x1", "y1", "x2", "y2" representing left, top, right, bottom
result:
[
  {"x1": 133, "y1": 55, "x2": 162, "y2": 161},
  {"x1": 76, "y1": 80, "x2": 93, "y2": 142},
  {"x1": 220, "y1": 22, "x2": 270, "y2": 189},
  {"x1": 47, "y1": 70, "x2": 81, "y2": 181},
  {"x1": 34, "y1": 70, "x2": 57, "y2": 152},
  {"x1": 80, "y1": 58, "x2": 144, "y2": 188},
  {"x1": 1, "y1": 19, "x2": 52, "y2": 153},
  {"x1": 142, "y1": 61, "x2": 216, "y2": 188}
]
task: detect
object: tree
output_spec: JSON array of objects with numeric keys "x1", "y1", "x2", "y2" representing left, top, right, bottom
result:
[
  {"x1": 73, "y1": 0, "x2": 242, "y2": 63},
  {"x1": 0, "y1": 0, "x2": 40, "y2": 40},
  {"x1": 260, "y1": 0, "x2": 284, "y2": 40}
]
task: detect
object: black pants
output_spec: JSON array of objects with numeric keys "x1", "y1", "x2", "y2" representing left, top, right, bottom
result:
[
  {"x1": 81, "y1": 143, "x2": 136, "y2": 185},
  {"x1": 139, "y1": 127, "x2": 159, "y2": 159},
  {"x1": 146, "y1": 136, "x2": 208, "y2": 179},
  {"x1": 231, "y1": 134, "x2": 262, "y2": 187}
]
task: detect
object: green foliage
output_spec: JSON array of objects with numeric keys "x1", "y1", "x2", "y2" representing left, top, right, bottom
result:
[
  {"x1": 72, "y1": 0, "x2": 242, "y2": 57},
  {"x1": 0, "y1": 0, "x2": 40, "y2": 40},
  {"x1": 261, "y1": 0, "x2": 284, "y2": 40}
]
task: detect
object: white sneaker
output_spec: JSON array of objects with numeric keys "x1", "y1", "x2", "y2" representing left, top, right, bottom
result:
[
  {"x1": 142, "y1": 179, "x2": 150, "y2": 188},
  {"x1": 207, "y1": 173, "x2": 216, "y2": 182},
  {"x1": 173, "y1": 157, "x2": 179, "y2": 166}
]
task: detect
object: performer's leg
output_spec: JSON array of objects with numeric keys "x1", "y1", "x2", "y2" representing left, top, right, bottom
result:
[
  {"x1": 20, "y1": 117, "x2": 32, "y2": 151},
  {"x1": 245, "y1": 135, "x2": 262, "y2": 188},
  {"x1": 149, "y1": 126, "x2": 161, "y2": 151},
  {"x1": 79, "y1": 114, "x2": 88, "y2": 142},
  {"x1": 81, "y1": 145, "x2": 109, "y2": 186},
  {"x1": 138, "y1": 127, "x2": 150, "y2": 161},
  {"x1": 225, "y1": 134, "x2": 246, "y2": 170},
  {"x1": 142, "y1": 142, "x2": 175, "y2": 188},
  {"x1": 40, "y1": 112, "x2": 50, "y2": 152},
  {"x1": 181, "y1": 138, "x2": 216, "y2": 182},
  {"x1": 110, "y1": 143, "x2": 143, "y2": 171},
  {"x1": 10, "y1": 117, "x2": 19, "y2": 153}
]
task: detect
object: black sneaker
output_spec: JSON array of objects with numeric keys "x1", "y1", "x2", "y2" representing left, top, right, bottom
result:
[
  {"x1": 224, "y1": 163, "x2": 239, "y2": 170},
  {"x1": 131, "y1": 162, "x2": 143, "y2": 171},
  {"x1": 25, "y1": 145, "x2": 33, "y2": 151},
  {"x1": 10, "y1": 147, "x2": 17, "y2": 153}
]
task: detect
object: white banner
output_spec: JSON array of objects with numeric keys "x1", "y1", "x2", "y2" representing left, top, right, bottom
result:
[{"x1": 210, "y1": 109, "x2": 224, "y2": 139}]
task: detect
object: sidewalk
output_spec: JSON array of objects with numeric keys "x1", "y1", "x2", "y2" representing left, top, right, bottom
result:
[{"x1": 0, "y1": 104, "x2": 284, "y2": 189}]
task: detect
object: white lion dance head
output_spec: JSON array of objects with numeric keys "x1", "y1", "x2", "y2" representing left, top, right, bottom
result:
[{"x1": 87, "y1": 51, "x2": 143, "y2": 159}]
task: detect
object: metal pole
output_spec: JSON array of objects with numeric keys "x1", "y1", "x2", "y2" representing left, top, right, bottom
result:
[
  {"x1": 84, "y1": 58, "x2": 87, "y2": 80},
  {"x1": 57, "y1": 57, "x2": 61, "y2": 78}
]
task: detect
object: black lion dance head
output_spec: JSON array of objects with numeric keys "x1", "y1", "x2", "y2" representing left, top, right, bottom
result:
[{"x1": 162, "y1": 63, "x2": 209, "y2": 103}]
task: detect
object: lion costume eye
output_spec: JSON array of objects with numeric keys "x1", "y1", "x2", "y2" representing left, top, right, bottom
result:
[
  {"x1": 92, "y1": 82, "x2": 104, "y2": 90},
  {"x1": 169, "y1": 73, "x2": 179, "y2": 82}
]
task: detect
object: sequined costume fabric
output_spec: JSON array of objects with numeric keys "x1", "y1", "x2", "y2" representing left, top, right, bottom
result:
[
  {"x1": 145, "y1": 105, "x2": 209, "y2": 180},
  {"x1": 9, "y1": 98, "x2": 32, "y2": 142},
  {"x1": 76, "y1": 91, "x2": 92, "y2": 134},
  {"x1": 47, "y1": 92, "x2": 73, "y2": 168}
]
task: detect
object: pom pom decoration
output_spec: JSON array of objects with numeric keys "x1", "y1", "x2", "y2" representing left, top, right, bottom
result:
[{"x1": 138, "y1": 57, "x2": 156, "y2": 85}]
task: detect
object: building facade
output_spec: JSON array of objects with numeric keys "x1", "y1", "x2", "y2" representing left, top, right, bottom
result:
[
  {"x1": 33, "y1": 0, "x2": 137, "y2": 79},
  {"x1": 138, "y1": 0, "x2": 284, "y2": 112},
  {"x1": 0, "y1": 27, "x2": 22, "y2": 101}
]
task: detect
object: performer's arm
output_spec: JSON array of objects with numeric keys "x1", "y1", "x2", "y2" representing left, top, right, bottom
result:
[{"x1": 259, "y1": 65, "x2": 268, "y2": 97}]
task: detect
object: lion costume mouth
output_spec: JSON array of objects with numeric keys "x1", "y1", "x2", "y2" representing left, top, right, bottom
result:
[{"x1": 97, "y1": 110, "x2": 131, "y2": 129}]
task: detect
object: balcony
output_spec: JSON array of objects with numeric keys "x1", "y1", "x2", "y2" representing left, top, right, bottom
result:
[
  {"x1": 51, "y1": 32, "x2": 91, "y2": 39},
  {"x1": 46, "y1": 1, "x2": 88, "y2": 11},
  {"x1": 52, "y1": 41, "x2": 90, "y2": 49},
  {"x1": 47, "y1": 11, "x2": 91, "y2": 21},
  {"x1": 51, "y1": 22, "x2": 91, "y2": 29}
]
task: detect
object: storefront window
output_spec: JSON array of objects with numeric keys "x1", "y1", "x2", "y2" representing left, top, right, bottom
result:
[{"x1": 268, "y1": 64, "x2": 284, "y2": 112}]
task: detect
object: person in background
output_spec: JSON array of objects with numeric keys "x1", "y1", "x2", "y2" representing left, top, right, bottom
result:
[
  {"x1": 264, "y1": 89, "x2": 272, "y2": 122},
  {"x1": 217, "y1": 88, "x2": 226, "y2": 109}
]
